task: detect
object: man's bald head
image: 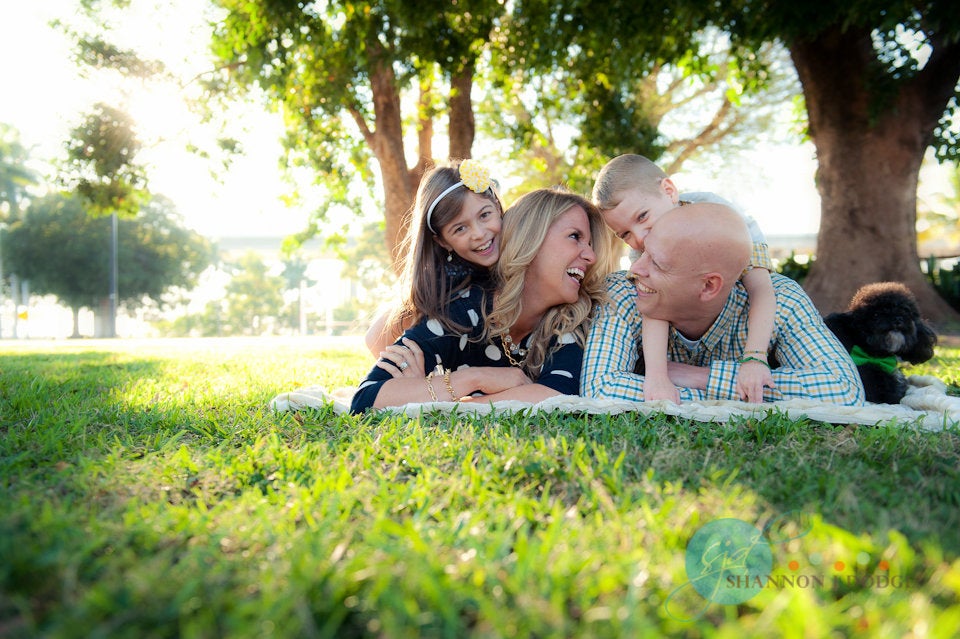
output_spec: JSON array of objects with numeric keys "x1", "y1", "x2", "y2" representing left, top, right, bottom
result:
[
  {"x1": 628, "y1": 202, "x2": 753, "y2": 337},
  {"x1": 653, "y1": 202, "x2": 752, "y2": 284}
]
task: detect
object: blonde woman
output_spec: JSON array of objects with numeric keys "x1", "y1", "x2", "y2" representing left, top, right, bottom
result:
[{"x1": 350, "y1": 186, "x2": 616, "y2": 412}]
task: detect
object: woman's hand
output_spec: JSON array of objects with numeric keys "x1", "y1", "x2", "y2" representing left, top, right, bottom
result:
[{"x1": 376, "y1": 337, "x2": 426, "y2": 378}]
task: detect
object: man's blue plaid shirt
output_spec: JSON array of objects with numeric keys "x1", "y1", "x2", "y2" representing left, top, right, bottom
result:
[{"x1": 580, "y1": 271, "x2": 865, "y2": 404}]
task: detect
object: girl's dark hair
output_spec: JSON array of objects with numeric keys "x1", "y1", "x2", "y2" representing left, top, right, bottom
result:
[{"x1": 385, "y1": 161, "x2": 503, "y2": 340}]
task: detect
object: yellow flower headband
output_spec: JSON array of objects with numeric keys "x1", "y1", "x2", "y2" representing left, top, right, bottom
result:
[{"x1": 426, "y1": 159, "x2": 495, "y2": 235}]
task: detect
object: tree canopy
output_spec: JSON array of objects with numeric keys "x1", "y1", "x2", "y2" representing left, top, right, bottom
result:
[
  {"x1": 206, "y1": 0, "x2": 785, "y2": 272},
  {"x1": 81, "y1": 0, "x2": 960, "y2": 320},
  {"x1": 64, "y1": 102, "x2": 149, "y2": 217},
  {"x1": 208, "y1": 0, "x2": 506, "y2": 271}
]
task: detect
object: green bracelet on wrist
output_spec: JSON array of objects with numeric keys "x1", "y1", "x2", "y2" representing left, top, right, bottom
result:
[{"x1": 739, "y1": 355, "x2": 770, "y2": 368}]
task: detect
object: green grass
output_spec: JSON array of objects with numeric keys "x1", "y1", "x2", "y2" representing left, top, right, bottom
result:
[{"x1": 1, "y1": 336, "x2": 959, "y2": 638}]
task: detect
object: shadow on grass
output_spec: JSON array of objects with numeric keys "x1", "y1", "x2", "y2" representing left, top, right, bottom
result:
[{"x1": 0, "y1": 350, "x2": 221, "y2": 472}]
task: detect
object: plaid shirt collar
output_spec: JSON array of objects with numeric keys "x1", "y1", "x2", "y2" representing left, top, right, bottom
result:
[{"x1": 671, "y1": 282, "x2": 747, "y2": 358}]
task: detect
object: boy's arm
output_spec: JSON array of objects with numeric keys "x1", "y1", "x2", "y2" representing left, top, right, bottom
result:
[
  {"x1": 641, "y1": 316, "x2": 680, "y2": 403},
  {"x1": 741, "y1": 267, "x2": 776, "y2": 353},
  {"x1": 761, "y1": 277, "x2": 864, "y2": 404},
  {"x1": 738, "y1": 267, "x2": 776, "y2": 402},
  {"x1": 687, "y1": 276, "x2": 862, "y2": 405}
]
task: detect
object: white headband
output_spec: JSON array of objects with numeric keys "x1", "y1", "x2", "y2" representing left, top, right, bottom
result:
[
  {"x1": 425, "y1": 159, "x2": 494, "y2": 235},
  {"x1": 426, "y1": 181, "x2": 465, "y2": 234}
]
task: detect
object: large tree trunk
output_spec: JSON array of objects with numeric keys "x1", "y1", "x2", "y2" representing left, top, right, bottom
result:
[
  {"x1": 448, "y1": 63, "x2": 476, "y2": 160},
  {"x1": 363, "y1": 57, "x2": 477, "y2": 274},
  {"x1": 790, "y1": 26, "x2": 960, "y2": 327},
  {"x1": 367, "y1": 58, "x2": 419, "y2": 275}
]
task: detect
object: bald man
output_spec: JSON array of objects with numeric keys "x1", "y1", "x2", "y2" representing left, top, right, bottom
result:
[{"x1": 581, "y1": 203, "x2": 864, "y2": 404}]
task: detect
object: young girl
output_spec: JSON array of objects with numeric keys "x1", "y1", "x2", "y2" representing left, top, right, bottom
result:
[
  {"x1": 593, "y1": 154, "x2": 776, "y2": 404},
  {"x1": 364, "y1": 159, "x2": 503, "y2": 359},
  {"x1": 350, "y1": 187, "x2": 617, "y2": 413}
]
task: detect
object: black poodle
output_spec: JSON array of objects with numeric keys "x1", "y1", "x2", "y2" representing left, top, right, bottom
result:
[{"x1": 824, "y1": 282, "x2": 938, "y2": 404}]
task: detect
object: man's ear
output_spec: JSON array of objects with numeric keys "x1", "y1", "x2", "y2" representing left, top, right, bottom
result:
[
  {"x1": 660, "y1": 177, "x2": 680, "y2": 204},
  {"x1": 699, "y1": 272, "x2": 725, "y2": 302}
]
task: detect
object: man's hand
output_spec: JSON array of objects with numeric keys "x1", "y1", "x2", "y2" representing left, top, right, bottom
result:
[{"x1": 666, "y1": 361, "x2": 709, "y2": 390}]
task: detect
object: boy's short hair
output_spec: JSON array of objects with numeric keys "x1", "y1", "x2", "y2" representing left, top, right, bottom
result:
[{"x1": 592, "y1": 154, "x2": 669, "y2": 210}]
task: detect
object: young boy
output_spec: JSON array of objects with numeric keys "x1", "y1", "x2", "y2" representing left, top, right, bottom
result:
[{"x1": 592, "y1": 154, "x2": 775, "y2": 403}]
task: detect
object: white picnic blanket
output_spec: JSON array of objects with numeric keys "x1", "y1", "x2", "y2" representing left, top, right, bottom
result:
[{"x1": 270, "y1": 375, "x2": 960, "y2": 431}]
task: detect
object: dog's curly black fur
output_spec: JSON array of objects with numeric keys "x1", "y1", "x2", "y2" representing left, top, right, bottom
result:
[{"x1": 824, "y1": 282, "x2": 937, "y2": 404}]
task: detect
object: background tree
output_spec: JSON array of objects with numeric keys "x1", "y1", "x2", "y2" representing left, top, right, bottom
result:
[
  {"x1": 705, "y1": 0, "x2": 960, "y2": 322},
  {"x1": 0, "y1": 125, "x2": 38, "y2": 334},
  {"x1": 2, "y1": 193, "x2": 213, "y2": 337},
  {"x1": 491, "y1": 1, "x2": 747, "y2": 190},
  {"x1": 218, "y1": 251, "x2": 285, "y2": 336},
  {"x1": 209, "y1": 0, "x2": 505, "y2": 273},
  {"x1": 64, "y1": 102, "x2": 148, "y2": 217},
  {"x1": 0, "y1": 125, "x2": 38, "y2": 221},
  {"x1": 482, "y1": 27, "x2": 800, "y2": 195},
  {"x1": 63, "y1": 102, "x2": 152, "y2": 336},
  {"x1": 279, "y1": 253, "x2": 314, "y2": 334}
]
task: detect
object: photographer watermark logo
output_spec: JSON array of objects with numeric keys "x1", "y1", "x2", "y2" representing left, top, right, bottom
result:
[
  {"x1": 665, "y1": 513, "x2": 906, "y2": 622},
  {"x1": 683, "y1": 518, "x2": 773, "y2": 605}
]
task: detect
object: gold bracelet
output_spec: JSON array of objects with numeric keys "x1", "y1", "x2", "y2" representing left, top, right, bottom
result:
[
  {"x1": 425, "y1": 372, "x2": 438, "y2": 401},
  {"x1": 442, "y1": 368, "x2": 460, "y2": 402}
]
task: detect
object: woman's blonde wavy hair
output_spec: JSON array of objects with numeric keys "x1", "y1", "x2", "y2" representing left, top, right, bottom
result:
[{"x1": 484, "y1": 187, "x2": 616, "y2": 379}]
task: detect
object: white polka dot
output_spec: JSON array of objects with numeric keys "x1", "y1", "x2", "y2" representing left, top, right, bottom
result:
[
  {"x1": 459, "y1": 334, "x2": 468, "y2": 350},
  {"x1": 426, "y1": 319, "x2": 443, "y2": 336},
  {"x1": 558, "y1": 332, "x2": 575, "y2": 344},
  {"x1": 461, "y1": 289, "x2": 471, "y2": 298},
  {"x1": 358, "y1": 380, "x2": 377, "y2": 390},
  {"x1": 456, "y1": 364, "x2": 471, "y2": 371},
  {"x1": 485, "y1": 344, "x2": 502, "y2": 361},
  {"x1": 467, "y1": 309, "x2": 479, "y2": 326},
  {"x1": 548, "y1": 370, "x2": 573, "y2": 378}
]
